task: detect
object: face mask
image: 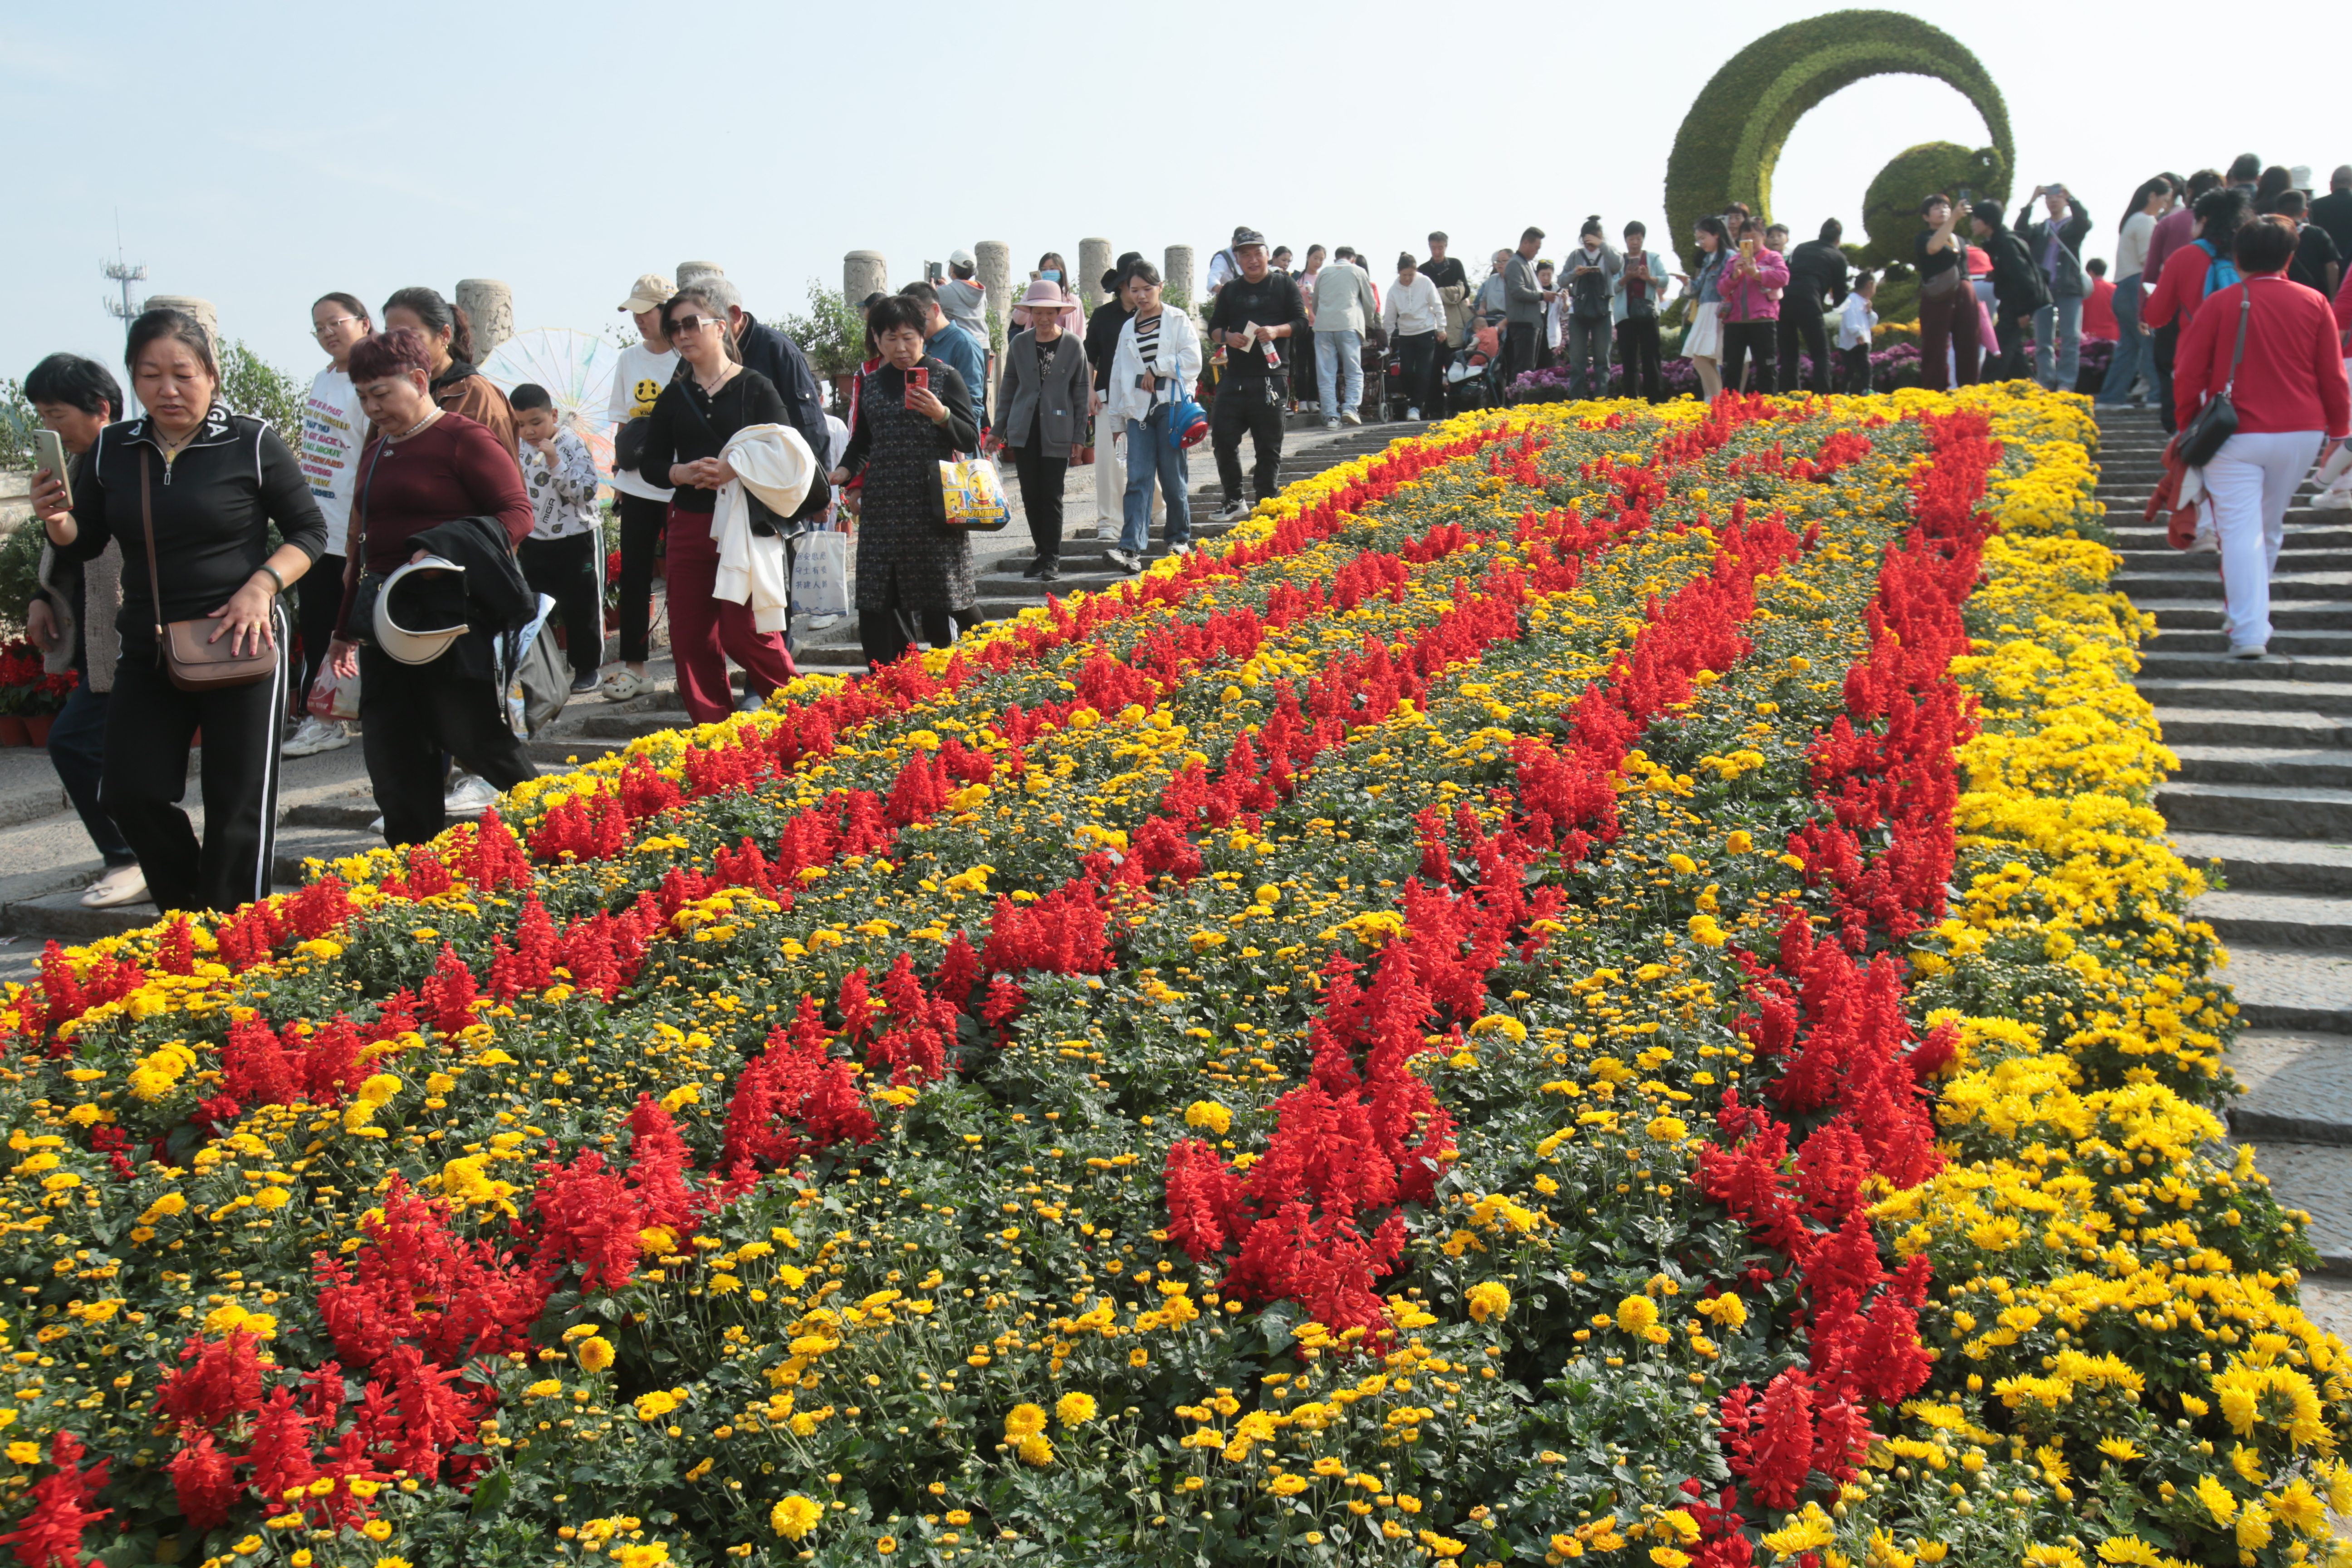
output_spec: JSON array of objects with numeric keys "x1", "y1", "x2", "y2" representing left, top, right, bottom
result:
[{"x1": 1041, "y1": 270, "x2": 1061, "y2": 283}]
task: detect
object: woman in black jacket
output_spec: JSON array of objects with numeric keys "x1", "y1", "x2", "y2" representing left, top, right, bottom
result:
[
  {"x1": 829, "y1": 294, "x2": 980, "y2": 670},
  {"x1": 1969, "y1": 206, "x2": 2049, "y2": 380},
  {"x1": 29, "y1": 308, "x2": 327, "y2": 914},
  {"x1": 634, "y1": 283, "x2": 801, "y2": 725}
]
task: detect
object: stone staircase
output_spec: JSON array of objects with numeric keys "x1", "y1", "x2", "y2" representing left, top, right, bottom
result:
[{"x1": 2099, "y1": 403, "x2": 2352, "y2": 1327}]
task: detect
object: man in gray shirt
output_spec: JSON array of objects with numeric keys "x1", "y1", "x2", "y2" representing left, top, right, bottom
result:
[{"x1": 1503, "y1": 226, "x2": 1549, "y2": 388}]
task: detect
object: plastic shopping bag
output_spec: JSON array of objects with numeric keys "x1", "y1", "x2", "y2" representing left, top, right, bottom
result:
[
  {"x1": 937, "y1": 457, "x2": 1012, "y2": 531},
  {"x1": 307, "y1": 663, "x2": 360, "y2": 722},
  {"x1": 791, "y1": 528, "x2": 851, "y2": 625}
]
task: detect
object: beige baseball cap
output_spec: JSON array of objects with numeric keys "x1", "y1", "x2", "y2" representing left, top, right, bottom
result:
[{"x1": 618, "y1": 273, "x2": 675, "y2": 314}]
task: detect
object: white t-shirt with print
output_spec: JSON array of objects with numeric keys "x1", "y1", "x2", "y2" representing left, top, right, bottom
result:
[
  {"x1": 607, "y1": 342, "x2": 679, "y2": 502},
  {"x1": 300, "y1": 367, "x2": 365, "y2": 553}
]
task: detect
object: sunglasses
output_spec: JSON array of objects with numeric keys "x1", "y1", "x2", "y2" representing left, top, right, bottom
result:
[{"x1": 668, "y1": 315, "x2": 721, "y2": 335}]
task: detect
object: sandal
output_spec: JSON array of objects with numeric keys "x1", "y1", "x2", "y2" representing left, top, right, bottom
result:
[{"x1": 600, "y1": 669, "x2": 648, "y2": 702}]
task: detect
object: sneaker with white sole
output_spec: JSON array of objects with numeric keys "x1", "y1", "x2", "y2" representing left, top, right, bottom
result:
[
  {"x1": 2314, "y1": 487, "x2": 2352, "y2": 511},
  {"x1": 1406, "y1": 407, "x2": 1422, "y2": 421},
  {"x1": 1324, "y1": 419, "x2": 1341, "y2": 431},
  {"x1": 2191, "y1": 524, "x2": 2220, "y2": 552},
  {"x1": 1212, "y1": 500, "x2": 1250, "y2": 523},
  {"x1": 282, "y1": 716, "x2": 350, "y2": 757},
  {"x1": 444, "y1": 773, "x2": 501, "y2": 815},
  {"x1": 80, "y1": 864, "x2": 148, "y2": 909},
  {"x1": 1103, "y1": 548, "x2": 1142, "y2": 574},
  {"x1": 2229, "y1": 644, "x2": 2268, "y2": 660},
  {"x1": 568, "y1": 671, "x2": 603, "y2": 696},
  {"x1": 1341, "y1": 410, "x2": 1362, "y2": 426}
]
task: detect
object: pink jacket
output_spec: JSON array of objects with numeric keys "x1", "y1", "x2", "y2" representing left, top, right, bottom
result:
[{"x1": 1717, "y1": 247, "x2": 1791, "y2": 323}]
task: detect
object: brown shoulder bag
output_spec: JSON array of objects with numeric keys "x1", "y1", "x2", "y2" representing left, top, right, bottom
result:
[{"x1": 140, "y1": 449, "x2": 278, "y2": 691}]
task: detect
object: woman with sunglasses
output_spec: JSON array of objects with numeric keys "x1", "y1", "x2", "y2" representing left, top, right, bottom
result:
[{"x1": 632, "y1": 283, "x2": 800, "y2": 724}]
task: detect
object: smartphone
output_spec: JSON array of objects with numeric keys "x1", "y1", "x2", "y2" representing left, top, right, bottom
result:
[
  {"x1": 926, "y1": 261, "x2": 945, "y2": 283},
  {"x1": 903, "y1": 366, "x2": 929, "y2": 409},
  {"x1": 33, "y1": 430, "x2": 70, "y2": 510},
  {"x1": 1740, "y1": 237, "x2": 1756, "y2": 258}
]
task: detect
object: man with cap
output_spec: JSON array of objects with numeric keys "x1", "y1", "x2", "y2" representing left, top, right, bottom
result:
[
  {"x1": 940, "y1": 250, "x2": 990, "y2": 348},
  {"x1": 1203, "y1": 227, "x2": 1309, "y2": 522},
  {"x1": 601, "y1": 272, "x2": 678, "y2": 701}
]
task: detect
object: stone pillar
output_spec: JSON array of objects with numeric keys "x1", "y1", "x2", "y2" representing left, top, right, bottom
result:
[
  {"x1": 1164, "y1": 245, "x2": 1196, "y2": 308},
  {"x1": 975, "y1": 241, "x2": 1012, "y2": 333},
  {"x1": 143, "y1": 294, "x2": 218, "y2": 348},
  {"x1": 455, "y1": 279, "x2": 513, "y2": 360},
  {"x1": 1078, "y1": 238, "x2": 1112, "y2": 311},
  {"x1": 676, "y1": 260, "x2": 725, "y2": 287},
  {"x1": 843, "y1": 251, "x2": 887, "y2": 303}
]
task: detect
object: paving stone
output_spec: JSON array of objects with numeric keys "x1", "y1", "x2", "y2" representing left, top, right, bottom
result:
[
  {"x1": 2292, "y1": 1275, "x2": 2352, "y2": 1337},
  {"x1": 2212, "y1": 944, "x2": 2352, "y2": 1031},
  {"x1": 2158, "y1": 781, "x2": 2352, "y2": 840},
  {"x1": 2143, "y1": 679, "x2": 2352, "y2": 716},
  {"x1": 2156, "y1": 710, "x2": 2352, "y2": 749},
  {"x1": 2173, "y1": 831, "x2": 2352, "y2": 895},
  {"x1": 2171, "y1": 744, "x2": 2352, "y2": 788},
  {"x1": 2230, "y1": 1031, "x2": 2352, "y2": 1145},
  {"x1": 2226, "y1": 1138, "x2": 2352, "y2": 1272},
  {"x1": 2195, "y1": 890, "x2": 2352, "y2": 948}
]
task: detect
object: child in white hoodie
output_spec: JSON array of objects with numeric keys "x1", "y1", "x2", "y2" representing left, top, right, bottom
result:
[{"x1": 1837, "y1": 272, "x2": 1880, "y2": 395}]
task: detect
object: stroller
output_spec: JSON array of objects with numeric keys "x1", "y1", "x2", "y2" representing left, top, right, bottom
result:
[{"x1": 1445, "y1": 316, "x2": 1506, "y2": 411}]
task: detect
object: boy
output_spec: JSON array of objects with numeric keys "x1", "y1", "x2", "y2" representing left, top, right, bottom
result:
[
  {"x1": 511, "y1": 383, "x2": 606, "y2": 695},
  {"x1": 1837, "y1": 272, "x2": 1879, "y2": 395}
]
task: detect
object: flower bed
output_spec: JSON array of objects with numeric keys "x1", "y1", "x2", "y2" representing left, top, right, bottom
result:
[{"x1": 0, "y1": 387, "x2": 2340, "y2": 1568}]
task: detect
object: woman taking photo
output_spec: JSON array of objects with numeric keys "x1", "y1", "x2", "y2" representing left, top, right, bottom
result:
[
  {"x1": 30, "y1": 308, "x2": 327, "y2": 914},
  {"x1": 1914, "y1": 194, "x2": 1980, "y2": 390},
  {"x1": 1680, "y1": 217, "x2": 1731, "y2": 399},
  {"x1": 828, "y1": 294, "x2": 980, "y2": 668},
  {"x1": 380, "y1": 286, "x2": 519, "y2": 462},
  {"x1": 995, "y1": 280, "x2": 1091, "y2": 583},
  {"x1": 1105, "y1": 263, "x2": 1200, "y2": 574},
  {"x1": 633, "y1": 283, "x2": 800, "y2": 724},
  {"x1": 321, "y1": 328, "x2": 536, "y2": 847},
  {"x1": 2175, "y1": 215, "x2": 2351, "y2": 661}
]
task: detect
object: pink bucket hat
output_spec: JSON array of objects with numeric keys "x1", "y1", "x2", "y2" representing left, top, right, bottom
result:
[{"x1": 1017, "y1": 279, "x2": 1077, "y2": 316}]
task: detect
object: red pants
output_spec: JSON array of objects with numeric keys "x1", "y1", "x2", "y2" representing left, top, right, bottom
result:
[{"x1": 663, "y1": 505, "x2": 798, "y2": 725}]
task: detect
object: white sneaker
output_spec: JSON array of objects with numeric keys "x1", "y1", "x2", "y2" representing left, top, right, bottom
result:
[
  {"x1": 80, "y1": 864, "x2": 148, "y2": 909},
  {"x1": 1406, "y1": 407, "x2": 1422, "y2": 421},
  {"x1": 2312, "y1": 486, "x2": 2352, "y2": 511},
  {"x1": 1168, "y1": 543, "x2": 1193, "y2": 557},
  {"x1": 2191, "y1": 523, "x2": 2220, "y2": 553},
  {"x1": 2229, "y1": 644, "x2": 2268, "y2": 660},
  {"x1": 282, "y1": 717, "x2": 349, "y2": 757},
  {"x1": 1341, "y1": 410, "x2": 1363, "y2": 426},
  {"x1": 1324, "y1": 419, "x2": 1341, "y2": 431},
  {"x1": 444, "y1": 773, "x2": 501, "y2": 815}
]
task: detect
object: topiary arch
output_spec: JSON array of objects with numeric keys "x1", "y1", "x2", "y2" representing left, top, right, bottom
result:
[{"x1": 1663, "y1": 10, "x2": 2014, "y2": 252}]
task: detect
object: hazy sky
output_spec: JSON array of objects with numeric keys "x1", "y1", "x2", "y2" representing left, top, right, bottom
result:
[{"x1": 6, "y1": 0, "x2": 2339, "y2": 389}]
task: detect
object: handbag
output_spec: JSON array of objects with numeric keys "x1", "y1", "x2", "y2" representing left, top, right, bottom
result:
[
  {"x1": 1921, "y1": 251, "x2": 1966, "y2": 301},
  {"x1": 790, "y1": 526, "x2": 851, "y2": 622},
  {"x1": 936, "y1": 457, "x2": 1011, "y2": 530},
  {"x1": 2178, "y1": 289, "x2": 2252, "y2": 468},
  {"x1": 139, "y1": 451, "x2": 278, "y2": 691}
]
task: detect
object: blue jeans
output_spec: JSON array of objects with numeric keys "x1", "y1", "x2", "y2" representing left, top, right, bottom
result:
[
  {"x1": 2034, "y1": 294, "x2": 2083, "y2": 392},
  {"x1": 1315, "y1": 328, "x2": 1363, "y2": 421},
  {"x1": 2097, "y1": 275, "x2": 2146, "y2": 404},
  {"x1": 48, "y1": 680, "x2": 134, "y2": 867},
  {"x1": 1122, "y1": 410, "x2": 1191, "y2": 554}
]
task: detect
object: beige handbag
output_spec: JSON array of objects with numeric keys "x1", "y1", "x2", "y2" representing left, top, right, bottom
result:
[{"x1": 140, "y1": 450, "x2": 278, "y2": 692}]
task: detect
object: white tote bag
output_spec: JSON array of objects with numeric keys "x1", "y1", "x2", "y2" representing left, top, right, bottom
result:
[{"x1": 792, "y1": 528, "x2": 851, "y2": 626}]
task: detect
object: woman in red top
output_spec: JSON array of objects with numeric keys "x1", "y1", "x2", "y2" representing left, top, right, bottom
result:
[
  {"x1": 323, "y1": 328, "x2": 538, "y2": 844},
  {"x1": 2175, "y1": 216, "x2": 2352, "y2": 658}
]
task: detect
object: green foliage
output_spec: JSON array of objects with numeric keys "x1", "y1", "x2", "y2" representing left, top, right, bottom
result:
[
  {"x1": 0, "y1": 520, "x2": 44, "y2": 629},
  {"x1": 1663, "y1": 10, "x2": 2014, "y2": 256},
  {"x1": 0, "y1": 377, "x2": 35, "y2": 472},
  {"x1": 771, "y1": 281, "x2": 868, "y2": 381},
  {"x1": 1858, "y1": 141, "x2": 2010, "y2": 267},
  {"x1": 217, "y1": 338, "x2": 307, "y2": 437}
]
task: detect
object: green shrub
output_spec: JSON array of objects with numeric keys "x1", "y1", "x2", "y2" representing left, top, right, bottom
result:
[
  {"x1": 1857, "y1": 141, "x2": 2010, "y2": 268},
  {"x1": 218, "y1": 338, "x2": 307, "y2": 436},
  {"x1": 0, "y1": 519, "x2": 47, "y2": 629}
]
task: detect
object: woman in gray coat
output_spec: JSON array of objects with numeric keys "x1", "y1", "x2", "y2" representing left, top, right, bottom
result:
[{"x1": 995, "y1": 280, "x2": 1093, "y2": 582}]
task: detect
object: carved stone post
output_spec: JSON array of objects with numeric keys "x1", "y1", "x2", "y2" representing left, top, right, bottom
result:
[
  {"x1": 975, "y1": 241, "x2": 1012, "y2": 336},
  {"x1": 143, "y1": 294, "x2": 218, "y2": 349},
  {"x1": 843, "y1": 251, "x2": 887, "y2": 303},
  {"x1": 1078, "y1": 239, "x2": 1113, "y2": 311},
  {"x1": 455, "y1": 279, "x2": 513, "y2": 360},
  {"x1": 1164, "y1": 245, "x2": 1196, "y2": 310}
]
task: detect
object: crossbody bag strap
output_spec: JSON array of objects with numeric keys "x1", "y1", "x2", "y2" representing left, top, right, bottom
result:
[
  {"x1": 138, "y1": 449, "x2": 167, "y2": 657},
  {"x1": 2222, "y1": 287, "x2": 2254, "y2": 397}
]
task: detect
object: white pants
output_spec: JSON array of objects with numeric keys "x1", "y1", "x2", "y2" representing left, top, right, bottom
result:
[{"x1": 2206, "y1": 429, "x2": 2324, "y2": 650}]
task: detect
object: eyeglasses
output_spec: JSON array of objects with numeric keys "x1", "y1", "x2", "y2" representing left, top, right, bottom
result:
[
  {"x1": 668, "y1": 315, "x2": 720, "y2": 335},
  {"x1": 311, "y1": 316, "x2": 361, "y2": 338}
]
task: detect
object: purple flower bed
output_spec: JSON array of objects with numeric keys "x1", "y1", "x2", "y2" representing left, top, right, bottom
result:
[{"x1": 1509, "y1": 343, "x2": 1925, "y2": 402}]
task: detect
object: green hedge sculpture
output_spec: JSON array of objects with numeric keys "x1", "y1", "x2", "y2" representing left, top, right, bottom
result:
[
  {"x1": 1858, "y1": 142, "x2": 2009, "y2": 268},
  {"x1": 1664, "y1": 10, "x2": 2014, "y2": 253}
]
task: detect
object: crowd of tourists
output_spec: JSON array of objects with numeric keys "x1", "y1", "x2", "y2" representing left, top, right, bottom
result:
[{"x1": 15, "y1": 156, "x2": 2351, "y2": 917}]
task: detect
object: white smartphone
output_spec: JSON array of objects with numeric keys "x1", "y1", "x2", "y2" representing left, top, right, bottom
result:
[{"x1": 33, "y1": 430, "x2": 70, "y2": 510}]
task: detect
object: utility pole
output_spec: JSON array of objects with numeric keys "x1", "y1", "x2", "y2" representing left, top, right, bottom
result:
[{"x1": 102, "y1": 214, "x2": 147, "y2": 414}]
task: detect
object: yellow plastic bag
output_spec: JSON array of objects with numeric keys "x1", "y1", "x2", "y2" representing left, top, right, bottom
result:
[{"x1": 938, "y1": 457, "x2": 1012, "y2": 531}]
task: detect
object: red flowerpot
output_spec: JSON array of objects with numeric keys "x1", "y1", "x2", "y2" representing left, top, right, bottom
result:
[
  {"x1": 0, "y1": 717, "x2": 29, "y2": 747},
  {"x1": 22, "y1": 715, "x2": 53, "y2": 747}
]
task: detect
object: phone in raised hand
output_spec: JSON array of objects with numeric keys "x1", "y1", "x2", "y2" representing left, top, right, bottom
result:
[{"x1": 33, "y1": 430, "x2": 70, "y2": 511}]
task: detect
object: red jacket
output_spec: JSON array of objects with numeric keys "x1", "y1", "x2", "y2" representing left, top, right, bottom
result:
[
  {"x1": 2144, "y1": 207, "x2": 2197, "y2": 295},
  {"x1": 2082, "y1": 276, "x2": 2118, "y2": 340},
  {"x1": 2173, "y1": 274, "x2": 2352, "y2": 438},
  {"x1": 2336, "y1": 266, "x2": 2352, "y2": 337},
  {"x1": 2142, "y1": 243, "x2": 2213, "y2": 333}
]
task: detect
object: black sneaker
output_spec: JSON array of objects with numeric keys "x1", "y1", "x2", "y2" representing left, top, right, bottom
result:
[
  {"x1": 1021, "y1": 557, "x2": 1049, "y2": 579},
  {"x1": 1037, "y1": 558, "x2": 1061, "y2": 583}
]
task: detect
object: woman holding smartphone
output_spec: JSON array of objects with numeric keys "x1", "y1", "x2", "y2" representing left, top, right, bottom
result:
[
  {"x1": 1011, "y1": 252, "x2": 1080, "y2": 332},
  {"x1": 633, "y1": 283, "x2": 801, "y2": 725},
  {"x1": 31, "y1": 308, "x2": 327, "y2": 914},
  {"x1": 1914, "y1": 194, "x2": 1980, "y2": 391},
  {"x1": 1681, "y1": 218, "x2": 1733, "y2": 399},
  {"x1": 828, "y1": 294, "x2": 980, "y2": 670}
]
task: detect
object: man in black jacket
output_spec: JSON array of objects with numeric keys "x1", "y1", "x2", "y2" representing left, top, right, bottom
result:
[
  {"x1": 1204, "y1": 228, "x2": 1308, "y2": 522},
  {"x1": 1971, "y1": 208, "x2": 2049, "y2": 382},
  {"x1": 1775, "y1": 220, "x2": 1851, "y2": 395}
]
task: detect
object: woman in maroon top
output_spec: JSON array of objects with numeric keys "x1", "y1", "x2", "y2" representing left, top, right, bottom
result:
[
  {"x1": 323, "y1": 328, "x2": 537, "y2": 846},
  {"x1": 2175, "y1": 216, "x2": 2352, "y2": 660}
]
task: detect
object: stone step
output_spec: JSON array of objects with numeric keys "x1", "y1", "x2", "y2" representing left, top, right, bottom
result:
[
  {"x1": 2225, "y1": 1138, "x2": 2352, "y2": 1273},
  {"x1": 2156, "y1": 708, "x2": 2352, "y2": 748},
  {"x1": 2116, "y1": 570, "x2": 2352, "y2": 603},
  {"x1": 0, "y1": 888, "x2": 166, "y2": 944},
  {"x1": 2156, "y1": 779, "x2": 2352, "y2": 838},
  {"x1": 2192, "y1": 888, "x2": 2352, "y2": 947},
  {"x1": 2172, "y1": 744, "x2": 2352, "y2": 789},
  {"x1": 2142, "y1": 600, "x2": 2352, "y2": 631},
  {"x1": 2151, "y1": 628, "x2": 2352, "y2": 657},
  {"x1": 2230, "y1": 1031, "x2": 2352, "y2": 1146},
  {"x1": 272, "y1": 824, "x2": 383, "y2": 887},
  {"x1": 2112, "y1": 524, "x2": 2352, "y2": 549},
  {"x1": 2215, "y1": 942, "x2": 2352, "y2": 1030},
  {"x1": 2119, "y1": 549, "x2": 2352, "y2": 574},
  {"x1": 2140, "y1": 651, "x2": 2352, "y2": 682},
  {"x1": 2173, "y1": 830, "x2": 2352, "y2": 896},
  {"x1": 2140, "y1": 678, "x2": 2352, "y2": 716}
]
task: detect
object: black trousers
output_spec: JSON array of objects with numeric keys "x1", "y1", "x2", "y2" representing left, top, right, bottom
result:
[
  {"x1": 1615, "y1": 318, "x2": 1664, "y2": 401},
  {"x1": 1292, "y1": 328, "x2": 1318, "y2": 407},
  {"x1": 518, "y1": 532, "x2": 603, "y2": 681},
  {"x1": 1775, "y1": 308, "x2": 1831, "y2": 394},
  {"x1": 100, "y1": 611, "x2": 290, "y2": 914},
  {"x1": 1504, "y1": 321, "x2": 1541, "y2": 388},
  {"x1": 1721, "y1": 321, "x2": 1777, "y2": 395},
  {"x1": 1211, "y1": 375, "x2": 1285, "y2": 505},
  {"x1": 860, "y1": 607, "x2": 955, "y2": 671},
  {"x1": 1012, "y1": 437, "x2": 1068, "y2": 562},
  {"x1": 614, "y1": 492, "x2": 667, "y2": 664},
  {"x1": 1395, "y1": 332, "x2": 1439, "y2": 413},
  {"x1": 2153, "y1": 323, "x2": 2180, "y2": 433},
  {"x1": 294, "y1": 552, "x2": 344, "y2": 707},
  {"x1": 1842, "y1": 343, "x2": 1875, "y2": 394},
  {"x1": 358, "y1": 647, "x2": 537, "y2": 848},
  {"x1": 1991, "y1": 313, "x2": 2031, "y2": 381}
]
